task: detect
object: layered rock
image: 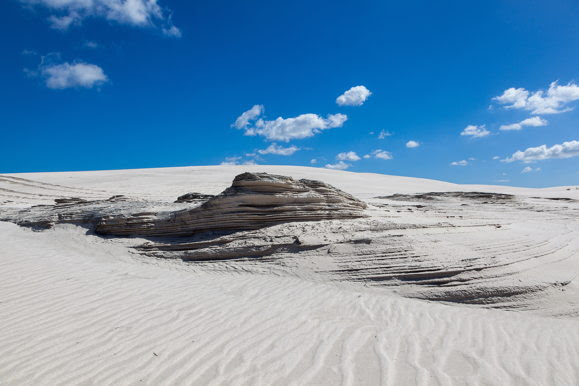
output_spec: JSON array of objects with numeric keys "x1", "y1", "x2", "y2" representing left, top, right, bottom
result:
[
  {"x1": 175, "y1": 192, "x2": 215, "y2": 203},
  {"x1": 95, "y1": 172, "x2": 367, "y2": 237}
]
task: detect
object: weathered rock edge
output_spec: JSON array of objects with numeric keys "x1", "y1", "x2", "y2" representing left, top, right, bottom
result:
[{"x1": 94, "y1": 172, "x2": 367, "y2": 237}]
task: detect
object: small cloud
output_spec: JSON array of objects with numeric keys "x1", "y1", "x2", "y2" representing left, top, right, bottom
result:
[
  {"x1": 495, "y1": 179, "x2": 510, "y2": 183},
  {"x1": 48, "y1": 12, "x2": 81, "y2": 30},
  {"x1": 336, "y1": 151, "x2": 361, "y2": 161},
  {"x1": 406, "y1": 140, "x2": 420, "y2": 148},
  {"x1": 372, "y1": 149, "x2": 393, "y2": 160},
  {"x1": 257, "y1": 143, "x2": 299, "y2": 156},
  {"x1": 233, "y1": 104, "x2": 264, "y2": 129},
  {"x1": 163, "y1": 25, "x2": 182, "y2": 38},
  {"x1": 503, "y1": 140, "x2": 579, "y2": 163},
  {"x1": 450, "y1": 160, "x2": 468, "y2": 166},
  {"x1": 521, "y1": 166, "x2": 541, "y2": 174},
  {"x1": 499, "y1": 116, "x2": 548, "y2": 131},
  {"x1": 378, "y1": 130, "x2": 392, "y2": 139},
  {"x1": 325, "y1": 160, "x2": 350, "y2": 170},
  {"x1": 83, "y1": 40, "x2": 99, "y2": 49},
  {"x1": 41, "y1": 61, "x2": 108, "y2": 89},
  {"x1": 363, "y1": 154, "x2": 371, "y2": 159},
  {"x1": 221, "y1": 156, "x2": 242, "y2": 165},
  {"x1": 310, "y1": 159, "x2": 317, "y2": 164},
  {"x1": 493, "y1": 81, "x2": 579, "y2": 114},
  {"x1": 460, "y1": 124, "x2": 490, "y2": 138},
  {"x1": 221, "y1": 156, "x2": 258, "y2": 165},
  {"x1": 492, "y1": 156, "x2": 500, "y2": 160},
  {"x1": 336, "y1": 85, "x2": 372, "y2": 106}
]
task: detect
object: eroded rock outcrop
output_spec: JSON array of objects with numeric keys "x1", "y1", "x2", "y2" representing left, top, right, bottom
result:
[
  {"x1": 175, "y1": 192, "x2": 215, "y2": 203},
  {"x1": 95, "y1": 172, "x2": 367, "y2": 237}
]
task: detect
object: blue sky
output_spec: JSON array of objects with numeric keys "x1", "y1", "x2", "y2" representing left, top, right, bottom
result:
[{"x1": 1, "y1": 0, "x2": 578, "y2": 187}]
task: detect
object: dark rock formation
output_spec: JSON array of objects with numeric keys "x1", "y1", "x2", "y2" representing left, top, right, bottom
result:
[
  {"x1": 175, "y1": 192, "x2": 215, "y2": 203},
  {"x1": 95, "y1": 172, "x2": 367, "y2": 237},
  {"x1": 376, "y1": 191, "x2": 514, "y2": 202},
  {"x1": 54, "y1": 197, "x2": 89, "y2": 205}
]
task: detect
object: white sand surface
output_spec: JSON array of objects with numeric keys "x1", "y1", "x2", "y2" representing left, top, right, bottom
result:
[{"x1": 1, "y1": 166, "x2": 579, "y2": 385}]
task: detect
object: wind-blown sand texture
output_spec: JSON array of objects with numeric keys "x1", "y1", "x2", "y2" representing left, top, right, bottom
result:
[{"x1": 1, "y1": 165, "x2": 579, "y2": 385}]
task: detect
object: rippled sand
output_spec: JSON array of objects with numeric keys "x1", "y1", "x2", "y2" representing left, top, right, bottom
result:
[{"x1": 1, "y1": 165, "x2": 578, "y2": 385}]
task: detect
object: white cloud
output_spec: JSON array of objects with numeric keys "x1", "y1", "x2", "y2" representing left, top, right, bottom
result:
[
  {"x1": 336, "y1": 85, "x2": 372, "y2": 106},
  {"x1": 83, "y1": 40, "x2": 99, "y2": 49},
  {"x1": 41, "y1": 62, "x2": 108, "y2": 89},
  {"x1": 372, "y1": 149, "x2": 393, "y2": 160},
  {"x1": 233, "y1": 104, "x2": 264, "y2": 129},
  {"x1": 504, "y1": 140, "x2": 579, "y2": 163},
  {"x1": 521, "y1": 166, "x2": 541, "y2": 174},
  {"x1": 48, "y1": 12, "x2": 80, "y2": 29},
  {"x1": 21, "y1": 0, "x2": 180, "y2": 36},
  {"x1": 233, "y1": 105, "x2": 347, "y2": 141},
  {"x1": 336, "y1": 151, "x2": 360, "y2": 161},
  {"x1": 163, "y1": 25, "x2": 181, "y2": 37},
  {"x1": 493, "y1": 81, "x2": 579, "y2": 114},
  {"x1": 246, "y1": 113, "x2": 347, "y2": 142},
  {"x1": 406, "y1": 140, "x2": 420, "y2": 148},
  {"x1": 450, "y1": 160, "x2": 468, "y2": 166},
  {"x1": 363, "y1": 154, "x2": 371, "y2": 159},
  {"x1": 499, "y1": 116, "x2": 548, "y2": 131},
  {"x1": 220, "y1": 156, "x2": 241, "y2": 165},
  {"x1": 492, "y1": 156, "x2": 500, "y2": 160},
  {"x1": 460, "y1": 125, "x2": 490, "y2": 138},
  {"x1": 378, "y1": 130, "x2": 392, "y2": 139},
  {"x1": 257, "y1": 143, "x2": 299, "y2": 156},
  {"x1": 325, "y1": 161, "x2": 350, "y2": 170},
  {"x1": 220, "y1": 156, "x2": 257, "y2": 166},
  {"x1": 310, "y1": 158, "x2": 317, "y2": 164}
]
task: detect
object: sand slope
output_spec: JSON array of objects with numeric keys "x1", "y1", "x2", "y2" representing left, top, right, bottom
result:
[{"x1": 1, "y1": 166, "x2": 579, "y2": 385}]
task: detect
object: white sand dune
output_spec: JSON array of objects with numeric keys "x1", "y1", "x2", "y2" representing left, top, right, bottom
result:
[{"x1": 1, "y1": 166, "x2": 579, "y2": 385}]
